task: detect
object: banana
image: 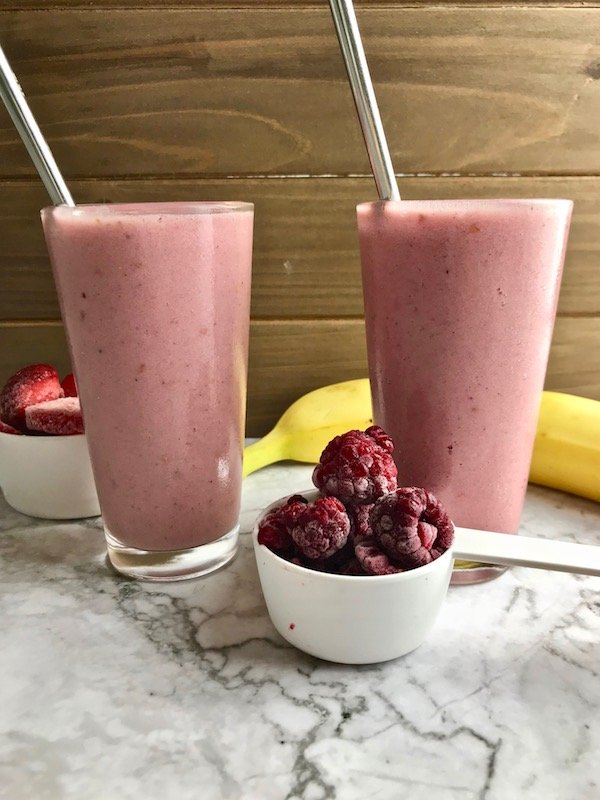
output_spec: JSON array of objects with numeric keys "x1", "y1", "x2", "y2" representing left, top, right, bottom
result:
[
  {"x1": 243, "y1": 379, "x2": 372, "y2": 477},
  {"x1": 244, "y1": 380, "x2": 600, "y2": 503},
  {"x1": 530, "y1": 391, "x2": 600, "y2": 502}
]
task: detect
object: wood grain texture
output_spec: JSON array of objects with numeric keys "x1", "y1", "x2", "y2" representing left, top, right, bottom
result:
[
  {"x1": 545, "y1": 316, "x2": 600, "y2": 398},
  {"x1": 1, "y1": 3, "x2": 598, "y2": 434},
  {"x1": 1, "y1": 176, "x2": 598, "y2": 320},
  {"x1": 0, "y1": 8, "x2": 598, "y2": 176},
  {"x1": 6, "y1": 3, "x2": 600, "y2": 8},
  {"x1": 0, "y1": 317, "x2": 597, "y2": 435}
]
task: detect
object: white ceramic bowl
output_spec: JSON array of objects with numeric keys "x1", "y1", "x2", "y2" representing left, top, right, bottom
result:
[
  {"x1": 0, "y1": 431, "x2": 100, "y2": 519},
  {"x1": 253, "y1": 490, "x2": 453, "y2": 664}
]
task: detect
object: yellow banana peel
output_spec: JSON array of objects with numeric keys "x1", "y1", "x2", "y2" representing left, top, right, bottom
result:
[
  {"x1": 244, "y1": 380, "x2": 600, "y2": 503},
  {"x1": 243, "y1": 379, "x2": 372, "y2": 477},
  {"x1": 529, "y1": 391, "x2": 600, "y2": 502}
]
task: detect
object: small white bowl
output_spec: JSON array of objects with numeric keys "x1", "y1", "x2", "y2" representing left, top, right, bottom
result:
[
  {"x1": 253, "y1": 490, "x2": 453, "y2": 664},
  {"x1": 0, "y1": 430, "x2": 100, "y2": 519}
]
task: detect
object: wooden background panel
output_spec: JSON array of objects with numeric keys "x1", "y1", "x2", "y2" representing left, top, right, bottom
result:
[
  {"x1": 0, "y1": 8, "x2": 598, "y2": 177},
  {"x1": 1, "y1": 176, "x2": 598, "y2": 320},
  {"x1": 545, "y1": 317, "x2": 600, "y2": 399},
  {"x1": 1, "y1": 317, "x2": 597, "y2": 435},
  {"x1": 249, "y1": 319, "x2": 368, "y2": 433},
  {"x1": 7, "y1": 2, "x2": 600, "y2": 8}
]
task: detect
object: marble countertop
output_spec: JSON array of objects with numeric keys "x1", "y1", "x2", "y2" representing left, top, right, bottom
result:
[{"x1": 1, "y1": 463, "x2": 599, "y2": 800}]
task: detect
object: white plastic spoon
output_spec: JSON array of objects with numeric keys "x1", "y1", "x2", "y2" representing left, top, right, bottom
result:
[{"x1": 454, "y1": 526, "x2": 600, "y2": 577}]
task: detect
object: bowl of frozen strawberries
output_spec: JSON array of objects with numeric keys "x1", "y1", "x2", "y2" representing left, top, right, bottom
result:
[
  {"x1": 0, "y1": 363, "x2": 100, "y2": 519},
  {"x1": 253, "y1": 426, "x2": 455, "y2": 664}
]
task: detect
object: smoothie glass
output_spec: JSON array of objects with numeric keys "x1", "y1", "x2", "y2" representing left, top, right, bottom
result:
[
  {"x1": 357, "y1": 199, "x2": 572, "y2": 584},
  {"x1": 42, "y1": 202, "x2": 253, "y2": 581}
]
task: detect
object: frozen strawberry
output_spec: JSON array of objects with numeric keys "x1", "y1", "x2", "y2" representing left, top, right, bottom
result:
[
  {"x1": 25, "y1": 397, "x2": 84, "y2": 436},
  {"x1": 291, "y1": 496, "x2": 350, "y2": 560},
  {"x1": 257, "y1": 494, "x2": 308, "y2": 554},
  {"x1": 61, "y1": 373, "x2": 78, "y2": 397},
  {"x1": 313, "y1": 426, "x2": 397, "y2": 506},
  {"x1": 0, "y1": 419, "x2": 23, "y2": 435},
  {"x1": 0, "y1": 364, "x2": 64, "y2": 430},
  {"x1": 371, "y1": 487, "x2": 454, "y2": 568},
  {"x1": 355, "y1": 539, "x2": 403, "y2": 575}
]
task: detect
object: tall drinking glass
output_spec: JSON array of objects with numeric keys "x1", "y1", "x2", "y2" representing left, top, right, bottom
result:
[
  {"x1": 42, "y1": 202, "x2": 253, "y2": 581},
  {"x1": 357, "y1": 199, "x2": 572, "y2": 584}
]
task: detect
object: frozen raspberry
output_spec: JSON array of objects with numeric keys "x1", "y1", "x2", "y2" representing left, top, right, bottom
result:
[
  {"x1": 304, "y1": 538, "x2": 356, "y2": 573},
  {"x1": 286, "y1": 494, "x2": 310, "y2": 510},
  {"x1": 355, "y1": 539, "x2": 403, "y2": 576},
  {"x1": 0, "y1": 419, "x2": 23, "y2": 435},
  {"x1": 257, "y1": 494, "x2": 308, "y2": 553},
  {"x1": 364, "y1": 425, "x2": 394, "y2": 455},
  {"x1": 348, "y1": 503, "x2": 374, "y2": 546},
  {"x1": 371, "y1": 487, "x2": 454, "y2": 568},
  {"x1": 312, "y1": 427, "x2": 397, "y2": 505},
  {"x1": 257, "y1": 514, "x2": 293, "y2": 553},
  {"x1": 25, "y1": 397, "x2": 84, "y2": 436},
  {"x1": 291, "y1": 496, "x2": 350, "y2": 560},
  {"x1": 0, "y1": 364, "x2": 64, "y2": 430},
  {"x1": 61, "y1": 373, "x2": 78, "y2": 398},
  {"x1": 338, "y1": 557, "x2": 365, "y2": 576}
]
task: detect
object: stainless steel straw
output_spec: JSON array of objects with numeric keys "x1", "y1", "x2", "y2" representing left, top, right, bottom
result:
[
  {"x1": 328, "y1": 0, "x2": 400, "y2": 201},
  {"x1": 0, "y1": 44, "x2": 74, "y2": 206}
]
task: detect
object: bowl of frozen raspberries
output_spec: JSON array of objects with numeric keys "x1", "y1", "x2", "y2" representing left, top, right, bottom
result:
[
  {"x1": 0, "y1": 363, "x2": 100, "y2": 519},
  {"x1": 253, "y1": 426, "x2": 455, "y2": 664}
]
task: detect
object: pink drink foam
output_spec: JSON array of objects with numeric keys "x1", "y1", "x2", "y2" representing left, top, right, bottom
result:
[
  {"x1": 42, "y1": 202, "x2": 253, "y2": 551},
  {"x1": 358, "y1": 199, "x2": 572, "y2": 534}
]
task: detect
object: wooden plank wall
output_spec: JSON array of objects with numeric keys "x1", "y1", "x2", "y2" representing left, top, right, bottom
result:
[{"x1": 0, "y1": 2, "x2": 598, "y2": 434}]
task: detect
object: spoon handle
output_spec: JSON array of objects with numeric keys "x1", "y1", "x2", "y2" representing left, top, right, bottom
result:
[{"x1": 453, "y1": 527, "x2": 600, "y2": 576}]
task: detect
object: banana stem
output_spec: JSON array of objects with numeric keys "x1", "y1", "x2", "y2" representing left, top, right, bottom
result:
[{"x1": 243, "y1": 430, "x2": 288, "y2": 477}]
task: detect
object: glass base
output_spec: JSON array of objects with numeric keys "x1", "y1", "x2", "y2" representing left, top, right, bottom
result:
[
  {"x1": 105, "y1": 525, "x2": 239, "y2": 582},
  {"x1": 451, "y1": 562, "x2": 508, "y2": 585}
]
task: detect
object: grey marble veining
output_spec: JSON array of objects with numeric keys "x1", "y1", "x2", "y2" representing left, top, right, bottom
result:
[{"x1": 0, "y1": 464, "x2": 599, "y2": 800}]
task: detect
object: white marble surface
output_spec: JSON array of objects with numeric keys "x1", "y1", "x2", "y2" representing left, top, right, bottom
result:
[{"x1": 0, "y1": 463, "x2": 599, "y2": 800}]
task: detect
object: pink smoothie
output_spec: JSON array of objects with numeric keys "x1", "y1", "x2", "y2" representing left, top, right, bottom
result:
[
  {"x1": 357, "y1": 199, "x2": 572, "y2": 536},
  {"x1": 42, "y1": 202, "x2": 253, "y2": 553}
]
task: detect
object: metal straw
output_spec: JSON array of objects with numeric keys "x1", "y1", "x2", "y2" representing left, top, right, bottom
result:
[
  {"x1": 328, "y1": 0, "x2": 400, "y2": 201},
  {"x1": 0, "y1": 45, "x2": 74, "y2": 206}
]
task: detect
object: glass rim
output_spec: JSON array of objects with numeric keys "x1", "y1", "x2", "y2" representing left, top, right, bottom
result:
[
  {"x1": 42, "y1": 201, "x2": 254, "y2": 218},
  {"x1": 357, "y1": 198, "x2": 573, "y2": 213}
]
